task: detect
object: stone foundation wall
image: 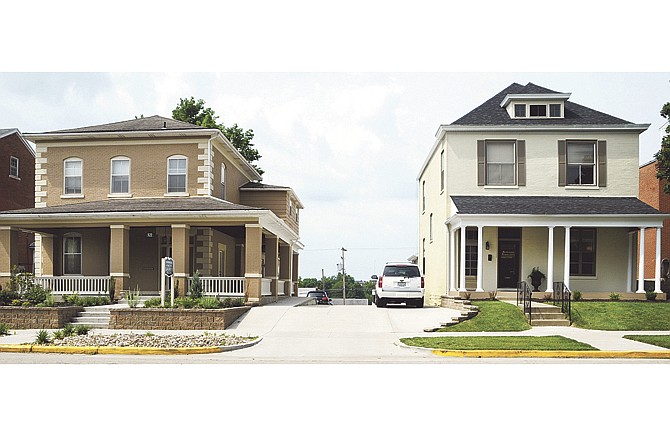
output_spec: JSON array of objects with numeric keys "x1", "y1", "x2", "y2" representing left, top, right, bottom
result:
[
  {"x1": 0, "y1": 306, "x2": 83, "y2": 329},
  {"x1": 109, "y1": 306, "x2": 251, "y2": 330}
]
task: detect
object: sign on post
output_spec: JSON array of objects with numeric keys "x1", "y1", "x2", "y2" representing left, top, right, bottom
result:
[
  {"x1": 161, "y1": 257, "x2": 175, "y2": 307},
  {"x1": 165, "y1": 257, "x2": 174, "y2": 276}
]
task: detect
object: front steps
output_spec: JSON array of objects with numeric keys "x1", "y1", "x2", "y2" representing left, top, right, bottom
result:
[
  {"x1": 70, "y1": 306, "x2": 112, "y2": 329},
  {"x1": 524, "y1": 302, "x2": 571, "y2": 327}
]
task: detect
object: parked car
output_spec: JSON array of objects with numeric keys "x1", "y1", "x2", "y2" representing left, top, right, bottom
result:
[
  {"x1": 371, "y1": 262, "x2": 424, "y2": 308},
  {"x1": 307, "y1": 290, "x2": 332, "y2": 305}
]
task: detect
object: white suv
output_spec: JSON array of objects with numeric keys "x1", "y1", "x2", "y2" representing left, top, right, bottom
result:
[{"x1": 372, "y1": 262, "x2": 424, "y2": 308}]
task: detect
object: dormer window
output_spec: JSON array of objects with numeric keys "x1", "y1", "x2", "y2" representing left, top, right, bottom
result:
[
  {"x1": 529, "y1": 105, "x2": 547, "y2": 117},
  {"x1": 514, "y1": 104, "x2": 525, "y2": 118},
  {"x1": 550, "y1": 104, "x2": 561, "y2": 117}
]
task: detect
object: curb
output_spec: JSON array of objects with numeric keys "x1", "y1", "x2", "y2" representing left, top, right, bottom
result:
[{"x1": 0, "y1": 337, "x2": 261, "y2": 356}]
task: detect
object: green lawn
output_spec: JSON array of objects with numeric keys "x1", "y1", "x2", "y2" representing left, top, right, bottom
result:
[
  {"x1": 571, "y1": 302, "x2": 670, "y2": 330},
  {"x1": 401, "y1": 336, "x2": 597, "y2": 351},
  {"x1": 439, "y1": 300, "x2": 531, "y2": 332},
  {"x1": 623, "y1": 335, "x2": 670, "y2": 349}
]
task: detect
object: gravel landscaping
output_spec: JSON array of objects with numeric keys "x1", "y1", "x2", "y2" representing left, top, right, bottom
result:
[{"x1": 46, "y1": 333, "x2": 257, "y2": 348}]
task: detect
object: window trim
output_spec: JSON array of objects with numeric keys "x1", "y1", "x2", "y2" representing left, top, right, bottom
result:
[
  {"x1": 167, "y1": 155, "x2": 188, "y2": 194},
  {"x1": 529, "y1": 104, "x2": 547, "y2": 117},
  {"x1": 9, "y1": 156, "x2": 19, "y2": 178},
  {"x1": 570, "y1": 228, "x2": 597, "y2": 277},
  {"x1": 485, "y1": 140, "x2": 517, "y2": 186},
  {"x1": 514, "y1": 104, "x2": 526, "y2": 118},
  {"x1": 110, "y1": 156, "x2": 131, "y2": 195},
  {"x1": 440, "y1": 150, "x2": 445, "y2": 192},
  {"x1": 566, "y1": 141, "x2": 597, "y2": 186},
  {"x1": 220, "y1": 162, "x2": 226, "y2": 200},
  {"x1": 422, "y1": 180, "x2": 426, "y2": 212},
  {"x1": 63, "y1": 233, "x2": 82, "y2": 275},
  {"x1": 429, "y1": 213, "x2": 433, "y2": 242},
  {"x1": 63, "y1": 157, "x2": 83, "y2": 195},
  {"x1": 549, "y1": 103, "x2": 562, "y2": 118}
]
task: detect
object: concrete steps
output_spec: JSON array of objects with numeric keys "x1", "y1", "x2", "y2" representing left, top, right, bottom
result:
[
  {"x1": 523, "y1": 302, "x2": 571, "y2": 327},
  {"x1": 70, "y1": 306, "x2": 111, "y2": 329}
]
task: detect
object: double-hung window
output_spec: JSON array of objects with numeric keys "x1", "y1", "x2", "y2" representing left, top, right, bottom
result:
[
  {"x1": 440, "y1": 150, "x2": 445, "y2": 192},
  {"x1": 567, "y1": 141, "x2": 596, "y2": 185},
  {"x1": 465, "y1": 228, "x2": 478, "y2": 276},
  {"x1": 110, "y1": 157, "x2": 130, "y2": 194},
  {"x1": 220, "y1": 163, "x2": 226, "y2": 199},
  {"x1": 486, "y1": 141, "x2": 516, "y2": 186},
  {"x1": 9, "y1": 156, "x2": 19, "y2": 178},
  {"x1": 167, "y1": 156, "x2": 187, "y2": 193},
  {"x1": 570, "y1": 228, "x2": 596, "y2": 276},
  {"x1": 63, "y1": 234, "x2": 82, "y2": 275},
  {"x1": 64, "y1": 158, "x2": 83, "y2": 195}
]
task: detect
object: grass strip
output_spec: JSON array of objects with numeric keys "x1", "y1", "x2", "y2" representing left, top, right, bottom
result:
[
  {"x1": 623, "y1": 335, "x2": 670, "y2": 349},
  {"x1": 401, "y1": 335, "x2": 597, "y2": 351},
  {"x1": 439, "y1": 300, "x2": 531, "y2": 332},
  {"x1": 571, "y1": 302, "x2": 670, "y2": 330}
]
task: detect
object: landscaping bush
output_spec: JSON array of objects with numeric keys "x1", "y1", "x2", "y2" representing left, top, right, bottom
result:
[
  {"x1": 645, "y1": 291, "x2": 658, "y2": 301},
  {"x1": 609, "y1": 293, "x2": 621, "y2": 301},
  {"x1": 75, "y1": 324, "x2": 91, "y2": 335},
  {"x1": 198, "y1": 297, "x2": 222, "y2": 309},
  {"x1": 222, "y1": 297, "x2": 245, "y2": 308},
  {"x1": 572, "y1": 291, "x2": 582, "y2": 301},
  {"x1": 0, "y1": 322, "x2": 10, "y2": 336},
  {"x1": 0, "y1": 290, "x2": 21, "y2": 306},
  {"x1": 53, "y1": 329, "x2": 65, "y2": 340},
  {"x1": 174, "y1": 297, "x2": 199, "y2": 309},
  {"x1": 189, "y1": 270, "x2": 204, "y2": 299},
  {"x1": 143, "y1": 297, "x2": 162, "y2": 308},
  {"x1": 35, "y1": 329, "x2": 51, "y2": 344},
  {"x1": 62, "y1": 323, "x2": 75, "y2": 337}
]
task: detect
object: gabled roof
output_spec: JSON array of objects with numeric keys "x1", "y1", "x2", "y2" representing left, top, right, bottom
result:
[
  {"x1": 450, "y1": 196, "x2": 662, "y2": 216},
  {"x1": 451, "y1": 82, "x2": 633, "y2": 126},
  {"x1": 32, "y1": 115, "x2": 205, "y2": 134},
  {"x1": 0, "y1": 128, "x2": 36, "y2": 157},
  {"x1": 240, "y1": 182, "x2": 304, "y2": 208}
]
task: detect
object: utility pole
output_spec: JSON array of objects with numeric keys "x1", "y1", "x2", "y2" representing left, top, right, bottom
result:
[
  {"x1": 321, "y1": 269, "x2": 325, "y2": 291},
  {"x1": 341, "y1": 247, "x2": 347, "y2": 305}
]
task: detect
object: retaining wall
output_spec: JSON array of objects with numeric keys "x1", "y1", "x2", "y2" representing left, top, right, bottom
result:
[
  {"x1": 0, "y1": 306, "x2": 83, "y2": 329},
  {"x1": 109, "y1": 306, "x2": 250, "y2": 330}
]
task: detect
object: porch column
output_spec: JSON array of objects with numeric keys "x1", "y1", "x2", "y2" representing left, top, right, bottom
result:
[
  {"x1": 459, "y1": 227, "x2": 466, "y2": 292},
  {"x1": 626, "y1": 232, "x2": 634, "y2": 293},
  {"x1": 564, "y1": 226, "x2": 571, "y2": 290},
  {"x1": 292, "y1": 252, "x2": 300, "y2": 296},
  {"x1": 546, "y1": 226, "x2": 554, "y2": 293},
  {"x1": 476, "y1": 225, "x2": 484, "y2": 292},
  {"x1": 637, "y1": 227, "x2": 646, "y2": 293},
  {"x1": 245, "y1": 224, "x2": 263, "y2": 303},
  {"x1": 171, "y1": 224, "x2": 190, "y2": 297},
  {"x1": 110, "y1": 225, "x2": 130, "y2": 296},
  {"x1": 449, "y1": 226, "x2": 456, "y2": 292},
  {"x1": 0, "y1": 226, "x2": 19, "y2": 286},
  {"x1": 40, "y1": 234, "x2": 54, "y2": 277},
  {"x1": 279, "y1": 242, "x2": 291, "y2": 295},
  {"x1": 655, "y1": 227, "x2": 662, "y2": 293},
  {"x1": 266, "y1": 235, "x2": 279, "y2": 299}
]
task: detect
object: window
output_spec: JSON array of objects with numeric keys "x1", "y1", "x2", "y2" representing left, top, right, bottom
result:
[
  {"x1": 422, "y1": 239, "x2": 426, "y2": 275},
  {"x1": 529, "y1": 104, "x2": 547, "y2": 117},
  {"x1": 220, "y1": 163, "x2": 226, "y2": 199},
  {"x1": 289, "y1": 198, "x2": 293, "y2": 217},
  {"x1": 486, "y1": 141, "x2": 516, "y2": 186},
  {"x1": 440, "y1": 150, "x2": 445, "y2": 191},
  {"x1": 514, "y1": 104, "x2": 526, "y2": 117},
  {"x1": 9, "y1": 156, "x2": 19, "y2": 178},
  {"x1": 422, "y1": 181, "x2": 426, "y2": 211},
  {"x1": 296, "y1": 208, "x2": 299, "y2": 222},
  {"x1": 570, "y1": 228, "x2": 596, "y2": 276},
  {"x1": 63, "y1": 234, "x2": 82, "y2": 275},
  {"x1": 567, "y1": 141, "x2": 596, "y2": 185},
  {"x1": 64, "y1": 158, "x2": 82, "y2": 195},
  {"x1": 167, "y1": 156, "x2": 187, "y2": 193},
  {"x1": 110, "y1": 157, "x2": 130, "y2": 194},
  {"x1": 429, "y1": 213, "x2": 433, "y2": 242},
  {"x1": 549, "y1": 104, "x2": 561, "y2": 117},
  {"x1": 465, "y1": 228, "x2": 478, "y2": 276}
]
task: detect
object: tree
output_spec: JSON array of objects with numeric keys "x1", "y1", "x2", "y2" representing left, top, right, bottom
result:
[
  {"x1": 172, "y1": 97, "x2": 264, "y2": 175},
  {"x1": 654, "y1": 102, "x2": 670, "y2": 193}
]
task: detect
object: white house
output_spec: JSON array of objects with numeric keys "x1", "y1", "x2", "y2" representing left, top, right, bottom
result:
[{"x1": 417, "y1": 82, "x2": 666, "y2": 305}]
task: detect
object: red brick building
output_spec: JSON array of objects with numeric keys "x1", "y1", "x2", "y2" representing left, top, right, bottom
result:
[
  {"x1": 0, "y1": 129, "x2": 35, "y2": 272},
  {"x1": 639, "y1": 159, "x2": 670, "y2": 286}
]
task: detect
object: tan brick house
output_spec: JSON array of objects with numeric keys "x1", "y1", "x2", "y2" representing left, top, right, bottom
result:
[
  {"x1": 0, "y1": 116, "x2": 304, "y2": 303},
  {"x1": 0, "y1": 128, "x2": 35, "y2": 273}
]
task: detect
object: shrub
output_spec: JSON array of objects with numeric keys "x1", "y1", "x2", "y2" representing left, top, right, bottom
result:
[
  {"x1": 62, "y1": 323, "x2": 75, "y2": 337},
  {"x1": 75, "y1": 324, "x2": 91, "y2": 335},
  {"x1": 35, "y1": 329, "x2": 51, "y2": 345},
  {"x1": 11, "y1": 299, "x2": 22, "y2": 306},
  {"x1": 609, "y1": 293, "x2": 621, "y2": 301},
  {"x1": 53, "y1": 329, "x2": 65, "y2": 340},
  {"x1": 645, "y1": 291, "x2": 658, "y2": 301},
  {"x1": 0, "y1": 290, "x2": 21, "y2": 306},
  {"x1": 126, "y1": 286, "x2": 141, "y2": 308},
  {"x1": 108, "y1": 277, "x2": 116, "y2": 303},
  {"x1": 174, "y1": 297, "x2": 198, "y2": 309},
  {"x1": 22, "y1": 284, "x2": 49, "y2": 306},
  {"x1": 198, "y1": 297, "x2": 222, "y2": 309},
  {"x1": 0, "y1": 322, "x2": 9, "y2": 336},
  {"x1": 222, "y1": 297, "x2": 245, "y2": 308},
  {"x1": 572, "y1": 291, "x2": 582, "y2": 301},
  {"x1": 62, "y1": 293, "x2": 79, "y2": 305},
  {"x1": 143, "y1": 297, "x2": 162, "y2": 308},
  {"x1": 189, "y1": 270, "x2": 204, "y2": 299}
]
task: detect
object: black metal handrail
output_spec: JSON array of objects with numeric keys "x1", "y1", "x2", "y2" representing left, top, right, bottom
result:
[
  {"x1": 517, "y1": 281, "x2": 532, "y2": 322},
  {"x1": 552, "y1": 281, "x2": 572, "y2": 323}
]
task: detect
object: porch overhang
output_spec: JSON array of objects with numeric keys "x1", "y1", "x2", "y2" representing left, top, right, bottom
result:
[{"x1": 447, "y1": 213, "x2": 667, "y2": 229}]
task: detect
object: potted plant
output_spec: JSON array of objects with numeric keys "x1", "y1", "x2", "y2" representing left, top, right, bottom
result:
[{"x1": 527, "y1": 267, "x2": 546, "y2": 292}]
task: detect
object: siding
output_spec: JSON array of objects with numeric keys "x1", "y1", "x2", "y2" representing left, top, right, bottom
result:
[{"x1": 211, "y1": 146, "x2": 250, "y2": 204}]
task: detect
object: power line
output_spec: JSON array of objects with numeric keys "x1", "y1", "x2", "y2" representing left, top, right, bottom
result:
[{"x1": 302, "y1": 247, "x2": 416, "y2": 252}]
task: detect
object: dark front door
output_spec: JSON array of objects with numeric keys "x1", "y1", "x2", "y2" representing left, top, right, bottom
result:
[{"x1": 498, "y1": 241, "x2": 520, "y2": 288}]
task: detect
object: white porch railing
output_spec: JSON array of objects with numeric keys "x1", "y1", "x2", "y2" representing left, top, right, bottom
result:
[
  {"x1": 188, "y1": 277, "x2": 245, "y2": 297},
  {"x1": 34, "y1": 276, "x2": 111, "y2": 295},
  {"x1": 278, "y1": 280, "x2": 286, "y2": 296},
  {"x1": 261, "y1": 278, "x2": 272, "y2": 296}
]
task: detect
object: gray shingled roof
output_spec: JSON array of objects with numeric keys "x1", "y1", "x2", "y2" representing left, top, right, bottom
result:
[
  {"x1": 0, "y1": 128, "x2": 18, "y2": 138},
  {"x1": 451, "y1": 83, "x2": 633, "y2": 126},
  {"x1": 451, "y1": 196, "x2": 662, "y2": 215},
  {"x1": 30, "y1": 115, "x2": 206, "y2": 134},
  {"x1": 240, "y1": 182, "x2": 290, "y2": 190},
  {"x1": 0, "y1": 197, "x2": 261, "y2": 215}
]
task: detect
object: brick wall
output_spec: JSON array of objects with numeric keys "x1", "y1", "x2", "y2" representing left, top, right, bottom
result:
[
  {"x1": 0, "y1": 306, "x2": 83, "y2": 329},
  {"x1": 109, "y1": 306, "x2": 250, "y2": 330},
  {"x1": 639, "y1": 161, "x2": 670, "y2": 279}
]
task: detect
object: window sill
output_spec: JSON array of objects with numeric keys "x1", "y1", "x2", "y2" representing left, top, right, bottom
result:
[
  {"x1": 108, "y1": 193, "x2": 133, "y2": 198},
  {"x1": 8, "y1": 175, "x2": 20, "y2": 181},
  {"x1": 164, "y1": 192, "x2": 190, "y2": 197},
  {"x1": 484, "y1": 185, "x2": 518, "y2": 189},
  {"x1": 565, "y1": 186, "x2": 599, "y2": 190},
  {"x1": 61, "y1": 194, "x2": 84, "y2": 199},
  {"x1": 570, "y1": 275, "x2": 598, "y2": 280}
]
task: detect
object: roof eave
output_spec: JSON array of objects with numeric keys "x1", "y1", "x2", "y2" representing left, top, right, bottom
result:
[
  {"x1": 438, "y1": 123, "x2": 650, "y2": 133},
  {"x1": 500, "y1": 93, "x2": 572, "y2": 107},
  {"x1": 24, "y1": 129, "x2": 219, "y2": 142}
]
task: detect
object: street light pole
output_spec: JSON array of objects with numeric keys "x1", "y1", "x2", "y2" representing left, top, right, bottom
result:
[{"x1": 341, "y1": 247, "x2": 347, "y2": 305}]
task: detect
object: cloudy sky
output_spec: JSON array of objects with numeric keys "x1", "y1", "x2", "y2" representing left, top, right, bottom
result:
[{"x1": 1, "y1": 72, "x2": 668, "y2": 279}]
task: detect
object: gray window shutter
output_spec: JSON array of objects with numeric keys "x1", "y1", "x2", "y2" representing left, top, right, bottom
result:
[
  {"x1": 477, "y1": 140, "x2": 486, "y2": 186},
  {"x1": 558, "y1": 140, "x2": 566, "y2": 187},
  {"x1": 597, "y1": 140, "x2": 607, "y2": 187},
  {"x1": 517, "y1": 140, "x2": 526, "y2": 186}
]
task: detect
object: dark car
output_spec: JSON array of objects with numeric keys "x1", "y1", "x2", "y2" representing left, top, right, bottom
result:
[{"x1": 307, "y1": 290, "x2": 332, "y2": 305}]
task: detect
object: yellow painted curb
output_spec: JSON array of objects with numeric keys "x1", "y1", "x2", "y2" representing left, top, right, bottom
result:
[
  {"x1": 31, "y1": 345, "x2": 99, "y2": 355},
  {"x1": 0, "y1": 344, "x2": 32, "y2": 353},
  {"x1": 0, "y1": 340, "x2": 259, "y2": 355},
  {"x1": 431, "y1": 349, "x2": 670, "y2": 359},
  {"x1": 96, "y1": 346, "x2": 223, "y2": 355}
]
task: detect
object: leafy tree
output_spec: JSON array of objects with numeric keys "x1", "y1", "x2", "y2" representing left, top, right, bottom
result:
[
  {"x1": 172, "y1": 97, "x2": 264, "y2": 175},
  {"x1": 654, "y1": 102, "x2": 670, "y2": 193}
]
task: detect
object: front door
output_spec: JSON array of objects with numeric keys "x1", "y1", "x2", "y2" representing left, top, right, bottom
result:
[{"x1": 498, "y1": 241, "x2": 520, "y2": 288}]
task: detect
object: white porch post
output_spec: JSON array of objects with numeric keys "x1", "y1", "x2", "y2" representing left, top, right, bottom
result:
[
  {"x1": 655, "y1": 227, "x2": 662, "y2": 293},
  {"x1": 476, "y1": 225, "x2": 484, "y2": 292},
  {"x1": 546, "y1": 226, "x2": 554, "y2": 292},
  {"x1": 626, "y1": 232, "x2": 634, "y2": 293},
  {"x1": 449, "y1": 226, "x2": 456, "y2": 292},
  {"x1": 564, "y1": 226, "x2": 571, "y2": 290},
  {"x1": 637, "y1": 227, "x2": 646, "y2": 293},
  {"x1": 459, "y1": 227, "x2": 466, "y2": 292}
]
